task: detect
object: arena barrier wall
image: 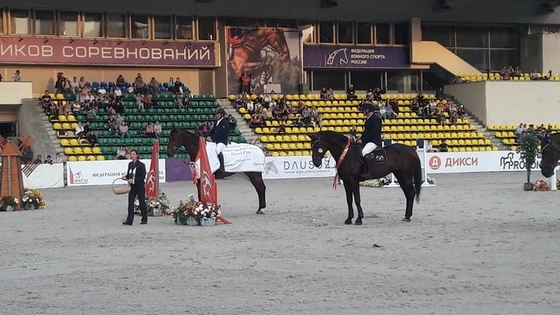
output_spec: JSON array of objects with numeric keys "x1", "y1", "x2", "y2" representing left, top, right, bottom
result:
[{"x1": 19, "y1": 151, "x2": 543, "y2": 189}]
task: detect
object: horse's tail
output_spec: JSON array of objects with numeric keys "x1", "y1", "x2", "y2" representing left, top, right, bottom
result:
[{"x1": 413, "y1": 155, "x2": 422, "y2": 203}]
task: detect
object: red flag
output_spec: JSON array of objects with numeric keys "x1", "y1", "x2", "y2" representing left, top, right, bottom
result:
[
  {"x1": 145, "y1": 140, "x2": 160, "y2": 200},
  {"x1": 196, "y1": 137, "x2": 217, "y2": 204}
]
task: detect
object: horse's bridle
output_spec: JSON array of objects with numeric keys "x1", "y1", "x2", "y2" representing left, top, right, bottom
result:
[
  {"x1": 311, "y1": 136, "x2": 326, "y2": 158},
  {"x1": 541, "y1": 142, "x2": 560, "y2": 168}
]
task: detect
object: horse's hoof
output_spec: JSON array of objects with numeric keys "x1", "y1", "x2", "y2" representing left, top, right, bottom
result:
[
  {"x1": 354, "y1": 219, "x2": 363, "y2": 226},
  {"x1": 256, "y1": 210, "x2": 265, "y2": 215},
  {"x1": 402, "y1": 218, "x2": 411, "y2": 222},
  {"x1": 344, "y1": 219, "x2": 353, "y2": 225}
]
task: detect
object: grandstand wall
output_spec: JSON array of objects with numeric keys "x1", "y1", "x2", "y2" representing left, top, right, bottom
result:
[
  {"x1": 446, "y1": 81, "x2": 560, "y2": 126},
  {"x1": 0, "y1": 82, "x2": 32, "y2": 105}
]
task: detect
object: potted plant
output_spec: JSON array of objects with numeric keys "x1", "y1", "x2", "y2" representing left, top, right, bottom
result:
[
  {"x1": 22, "y1": 190, "x2": 42, "y2": 210},
  {"x1": 171, "y1": 195, "x2": 221, "y2": 226},
  {"x1": 1, "y1": 196, "x2": 19, "y2": 211},
  {"x1": 517, "y1": 133, "x2": 539, "y2": 191},
  {"x1": 135, "y1": 192, "x2": 171, "y2": 217}
]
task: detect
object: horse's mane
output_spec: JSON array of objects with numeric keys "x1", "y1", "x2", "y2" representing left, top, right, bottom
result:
[{"x1": 317, "y1": 130, "x2": 350, "y2": 146}]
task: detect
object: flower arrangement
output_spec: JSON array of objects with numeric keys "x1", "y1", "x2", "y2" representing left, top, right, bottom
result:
[
  {"x1": 172, "y1": 194, "x2": 221, "y2": 225},
  {"x1": 533, "y1": 179, "x2": 550, "y2": 191},
  {"x1": 0, "y1": 196, "x2": 19, "y2": 210},
  {"x1": 135, "y1": 192, "x2": 171, "y2": 216},
  {"x1": 22, "y1": 189, "x2": 43, "y2": 210}
]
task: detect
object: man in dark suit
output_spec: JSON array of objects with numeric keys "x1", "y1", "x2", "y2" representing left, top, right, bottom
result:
[
  {"x1": 207, "y1": 107, "x2": 230, "y2": 172},
  {"x1": 357, "y1": 102, "x2": 383, "y2": 179},
  {"x1": 121, "y1": 149, "x2": 148, "y2": 225}
]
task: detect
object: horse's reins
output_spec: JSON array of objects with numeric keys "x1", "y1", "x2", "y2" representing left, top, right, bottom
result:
[
  {"x1": 312, "y1": 136, "x2": 351, "y2": 189},
  {"x1": 541, "y1": 142, "x2": 560, "y2": 168}
]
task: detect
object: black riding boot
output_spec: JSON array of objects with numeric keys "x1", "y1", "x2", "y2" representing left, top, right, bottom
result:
[
  {"x1": 217, "y1": 153, "x2": 225, "y2": 172},
  {"x1": 361, "y1": 160, "x2": 370, "y2": 180}
]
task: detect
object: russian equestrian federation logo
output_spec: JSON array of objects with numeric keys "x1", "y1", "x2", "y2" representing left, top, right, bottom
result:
[
  {"x1": 326, "y1": 48, "x2": 349, "y2": 66},
  {"x1": 264, "y1": 160, "x2": 278, "y2": 175},
  {"x1": 201, "y1": 170, "x2": 213, "y2": 197},
  {"x1": 147, "y1": 169, "x2": 156, "y2": 193}
]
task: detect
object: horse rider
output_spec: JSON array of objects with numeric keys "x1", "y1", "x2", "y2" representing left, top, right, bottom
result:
[
  {"x1": 357, "y1": 102, "x2": 383, "y2": 179},
  {"x1": 207, "y1": 107, "x2": 230, "y2": 172}
]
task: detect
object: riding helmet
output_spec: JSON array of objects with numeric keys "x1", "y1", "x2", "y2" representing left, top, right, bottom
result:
[
  {"x1": 361, "y1": 102, "x2": 378, "y2": 113},
  {"x1": 215, "y1": 107, "x2": 226, "y2": 115}
]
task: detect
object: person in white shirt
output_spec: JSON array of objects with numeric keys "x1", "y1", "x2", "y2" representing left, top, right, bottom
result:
[
  {"x1": 75, "y1": 122, "x2": 85, "y2": 137},
  {"x1": 12, "y1": 70, "x2": 21, "y2": 82}
]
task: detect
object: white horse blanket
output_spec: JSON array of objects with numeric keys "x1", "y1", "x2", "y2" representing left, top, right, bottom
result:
[{"x1": 193, "y1": 142, "x2": 265, "y2": 178}]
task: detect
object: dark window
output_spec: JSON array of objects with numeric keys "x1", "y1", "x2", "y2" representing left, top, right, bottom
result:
[
  {"x1": 313, "y1": 70, "x2": 345, "y2": 91},
  {"x1": 375, "y1": 23, "x2": 390, "y2": 44},
  {"x1": 489, "y1": 27, "x2": 519, "y2": 48},
  {"x1": 456, "y1": 26, "x2": 488, "y2": 48},
  {"x1": 338, "y1": 21, "x2": 353, "y2": 44},
  {"x1": 198, "y1": 17, "x2": 216, "y2": 40},
  {"x1": 10, "y1": 9, "x2": 30, "y2": 35},
  {"x1": 490, "y1": 49, "x2": 519, "y2": 71},
  {"x1": 106, "y1": 13, "x2": 126, "y2": 38},
  {"x1": 84, "y1": 13, "x2": 103, "y2": 37},
  {"x1": 154, "y1": 16, "x2": 172, "y2": 39},
  {"x1": 278, "y1": 19, "x2": 296, "y2": 28},
  {"x1": 456, "y1": 49, "x2": 489, "y2": 70},
  {"x1": 387, "y1": 71, "x2": 405, "y2": 92},
  {"x1": 421, "y1": 24, "x2": 454, "y2": 47},
  {"x1": 131, "y1": 15, "x2": 149, "y2": 39},
  {"x1": 350, "y1": 71, "x2": 383, "y2": 90},
  {"x1": 394, "y1": 22, "x2": 409, "y2": 45},
  {"x1": 175, "y1": 16, "x2": 193, "y2": 40},
  {"x1": 356, "y1": 22, "x2": 372, "y2": 44},
  {"x1": 35, "y1": 10, "x2": 55, "y2": 35},
  {"x1": 319, "y1": 21, "x2": 334, "y2": 43}
]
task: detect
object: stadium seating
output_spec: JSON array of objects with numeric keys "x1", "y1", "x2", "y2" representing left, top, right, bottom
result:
[
  {"x1": 232, "y1": 93, "x2": 498, "y2": 157},
  {"x1": 47, "y1": 90, "x2": 247, "y2": 162},
  {"x1": 458, "y1": 72, "x2": 560, "y2": 82},
  {"x1": 487, "y1": 124, "x2": 559, "y2": 151}
]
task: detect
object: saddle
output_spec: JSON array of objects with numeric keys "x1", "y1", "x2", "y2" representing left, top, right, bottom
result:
[{"x1": 362, "y1": 147, "x2": 388, "y2": 165}]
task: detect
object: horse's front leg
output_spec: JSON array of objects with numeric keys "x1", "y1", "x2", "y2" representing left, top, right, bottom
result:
[
  {"x1": 352, "y1": 181, "x2": 364, "y2": 226},
  {"x1": 343, "y1": 180, "x2": 354, "y2": 225}
]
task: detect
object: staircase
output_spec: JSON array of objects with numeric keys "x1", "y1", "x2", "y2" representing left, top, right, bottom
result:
[
  {"x1": 18, "y1": 99, "x2": 64, "y2": 159},
  {"x1": 447, "y1": 96, "x2": 508, "y2": 150},
  {"x1": 217, "y1": 99, "x2": 262, "y2": 148}
]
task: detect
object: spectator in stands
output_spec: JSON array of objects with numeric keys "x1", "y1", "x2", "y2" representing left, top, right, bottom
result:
[
  {"x1": 75, "y1": 122, "x2": 85, "y2": 138},
  {"x1": 41, "y1": 90, "x2": 52, "y2": 110},
  {"x1": 320, "y1": 87, "x2": 329, "y2": 100},
  {"x1": 44, "y1": 155, "x2": 54, "y2": 165},
  {"x1": 385, "y1": 104, "x2": 395, "y2": 119},
  {"x1": 147, "y1": 77, "x2": 159, "y2": 94},
  {"x1": 72, "y1": 101, "x2": 81, "y2": 114},
  {"x1": 133, "y1": 74, "x2": 147, "y2": 94},
  {"x1": 136, "y1": 94, "x2": 144, "y2": 109},
  {"x1": 116, "y1": 75, "x2": 126, "y2": 88},
  {"x1": 117, "y1": 146, "x2": 127, "y2": 160},
  {"x1": 86, "y1": 130, "x2": 97, "y2": 147},
  {"x1": 449, "y1": 111, "x2": 458, "y2": 125},
  {"x1": 240, "y1": 72, "x2": 250, "y2": 96},
  {"x1": 227, "y1": 114, "x2": 237, "y2": 132},
  {"x1": 435, "y1": 88, "x2": 445, "y2": 99},
  {"x1": 198, "y1": 121, "x2": 211, "y2": 137},
  {"x1": 12, "y1": 70, "x2": 21, "y2": 82},
  {"x1": 277, "y1": 121, "x2": 286, "y2": 134},
  {"x1": 538, "y1": 131, "x2": 550, "y2": 149},
  {"x1": 144, "y1": 94, "x2": 153, "y2": 108},
  {"x1": 438, "y1": 113, "x2": 446, "y2": 126},
  {"x1": 425, "y1": 141, "x2": 434, "y2": 152},
  {"x1": 33, "y1": 155, "x2": 42, "y2": 164},
  {"x1": 119, "y1": 122, "x2": 131, "y2": 139},
  {"x1": 439, "y1": 140, "x2": 448, "y2": 152},
  {"x1": 346, "y1": 84, "x2": 357, "y2": 100},
  {"x1": 106, "y1": 115, "x2": 117, "y2": 134},
  {"x1": 145, "y1": 124, "x2": 156, "y2": 138},
  {"x1": 457, "y1": 104, "x2": 466, "y2": 118},
  {"x1": 55, "y1": 153, "x2": 63, "y2": 163},
  {"x1": 153, "y1": 121, "x2": 162, "y2": 139},
  {"x1": 530, "y1": 69, "x2": 540, "y2": 80},
  {"x1": 373, "y1": 87, "x2": 385, "y2": 101},
  {"x1": 349, "y1": 125, "x2": 357, "y2": 142},
  {"x1": 250, "y1": 113, "x2": 263, "y2": 128},
  {"x1": 174, "y1": 77, "x2": 190, "y2": 94},
  {"x1": 174, "y1": 95, "x2": 184, "y2": 108}
]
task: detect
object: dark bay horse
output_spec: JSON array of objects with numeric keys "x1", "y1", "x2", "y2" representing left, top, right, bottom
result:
[
  {"x1": 309, "y1": 131, "x2": 422, "y2": 225},
  {"x1": 166, "y1": 128, "x2": 267, "y2": 214},
  {"x1": 229, "y1": 28, "x2": 290, "y2": 80},
  {"x1": 540, "y1": 133, "x2": 560, "y2": 178}
]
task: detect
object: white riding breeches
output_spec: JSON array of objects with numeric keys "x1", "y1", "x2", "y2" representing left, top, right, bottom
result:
[
  {"x1": 362, "y1": 142, "x2": 378, "y2": 156},
  {"x1": 215, "y1": 142, "x2": 226, "y2": 155}
]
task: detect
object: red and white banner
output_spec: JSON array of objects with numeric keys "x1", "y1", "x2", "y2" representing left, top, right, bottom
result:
[{"x1": 145, "y1": 140, "x2": 160, "y2": 200}]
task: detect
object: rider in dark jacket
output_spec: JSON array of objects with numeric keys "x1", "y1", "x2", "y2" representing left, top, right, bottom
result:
[
  {"x1": 208, "y1": 107, "x2": 230, "y2": 171},
  {"x1": 358, "y1": 102, "x2": 383, "y2": 179}
]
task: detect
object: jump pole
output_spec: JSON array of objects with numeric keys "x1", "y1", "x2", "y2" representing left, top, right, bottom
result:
[
  {"x1": 549, "y1": 166, "x2": 558, "y2": 191},
  {"x1": 381, "y1": 139, "x2": 434, "y2": 188}
]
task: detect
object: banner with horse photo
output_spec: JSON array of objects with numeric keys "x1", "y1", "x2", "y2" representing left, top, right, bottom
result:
[{"x1": 225, "y1": 27, "x2": 302, "y2": 95}]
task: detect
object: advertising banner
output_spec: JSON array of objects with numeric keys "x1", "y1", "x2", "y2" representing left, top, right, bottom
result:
[
  {"x1": 225, "y1": 27, "x2": 302, "y2": 94},
  {"x1": 303, "y1": 45, "x2": 409, "y2": 68},
  {"x1": 21, "y1": 163, "x2": 65, "y2": 189},
  {"x1": 66, "y1": 159, "x2": 166, "y2": 186},
  {"x1": 263, "y1": 155, "x2": 337, "y2": 179},
  {"x1": 165, "y1": 158, "x2": 193, "y2": 182},
  {"x1": 423, "y1": 151, "x2": 541, "y2": 174},
  {"x1": 0, "y1": 37, "x2": 216, "y2": 66}
]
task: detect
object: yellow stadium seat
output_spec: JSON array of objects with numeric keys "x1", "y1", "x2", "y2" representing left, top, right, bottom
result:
[
  {"x1": 53, "y1": 123, "x2": 63, "y2": 130},
  {"x1": 74, "y1": 147, "x2": 83, "y2": 154},
  {"x1": 58, "y1": 115, "x2": 67, "y2": 121},
  {"x1": 78, "y1": 155, "x2": 87, "y2": 161},
  {"x1": 96, "y1": 156, "x2": 105, "y2": 161},
  {"x1": 64, "y1": 147, "x2": 74, "y2": 155},
  {"x1": 83, "y1": 147, "x2": 93, "y2": 154},
  {"x1": 70, "y1": 139, "x2": 79, "y2": 146},
  {"x1": 67, "y1": 115, "x2": 76, "y2": 121},
  {"x1": 87, "y1": 155, "x2": 96, "y2": 161},
  {"x1": 62, "y1": 123, "x2": 71, "y2": 130}
]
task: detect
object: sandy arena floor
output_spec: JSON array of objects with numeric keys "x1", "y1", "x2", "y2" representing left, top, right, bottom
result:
[{"x1": 1, "y1": 172, "x2": 560, "y2": 315}]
